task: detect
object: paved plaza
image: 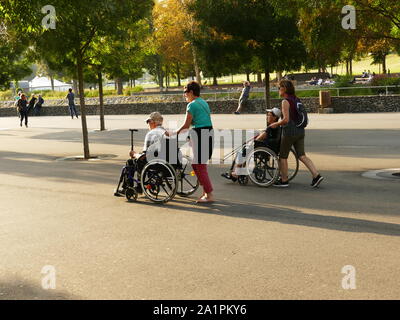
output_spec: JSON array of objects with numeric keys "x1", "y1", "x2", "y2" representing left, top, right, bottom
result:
[{"x1": 0, "y1": 112, "x2": 399, "y2": 299}]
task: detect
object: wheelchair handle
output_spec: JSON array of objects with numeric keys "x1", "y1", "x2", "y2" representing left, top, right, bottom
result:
[{"x1": 129, "y1": 129, "x2": 138, "y2": 151}]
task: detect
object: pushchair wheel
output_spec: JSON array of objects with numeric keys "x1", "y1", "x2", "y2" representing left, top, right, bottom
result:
[
  {"x1": 125, "y1": 187, "x2": 138, "y2": 202},
  {"x1": 238, "y1": 175, "x2": 249, "y2": 186}
]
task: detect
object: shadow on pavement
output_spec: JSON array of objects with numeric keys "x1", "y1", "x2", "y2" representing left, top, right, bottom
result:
[
  {"x1": 1, "y1": 150, "x2": 399, "y2": 226},
  {"x1": 0, "y1": 277, "x2": 79, "y2": 300},
  {"x1": 131, "y1": 197, "x2": 400, "y2": 238}
]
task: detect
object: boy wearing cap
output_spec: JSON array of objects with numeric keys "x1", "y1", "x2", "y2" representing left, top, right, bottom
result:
[{"x1": 222, "y1": 108, "x2": 282, "y2": 181}]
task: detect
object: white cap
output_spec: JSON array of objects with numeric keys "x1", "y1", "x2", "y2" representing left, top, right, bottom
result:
[{"x1": 266, "y1": 107, "x2": 282, "y2": 118}]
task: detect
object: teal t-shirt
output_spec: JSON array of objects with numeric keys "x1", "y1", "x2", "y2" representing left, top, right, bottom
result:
[{"x1": 187, "y1": 97, "x2": 212, "y2": 128}]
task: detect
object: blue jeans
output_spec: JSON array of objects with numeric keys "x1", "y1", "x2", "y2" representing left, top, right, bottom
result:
[{"x1": 69, "y1": 104, "x2": 79, "y2": 118}]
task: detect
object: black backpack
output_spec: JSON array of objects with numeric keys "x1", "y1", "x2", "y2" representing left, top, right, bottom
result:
[
  {"x1": 294, "y1": 99, "x2": 308, "y2": 128},
  {"x1": 287, "y1": 96, "x2": 308, "y2": 128}
]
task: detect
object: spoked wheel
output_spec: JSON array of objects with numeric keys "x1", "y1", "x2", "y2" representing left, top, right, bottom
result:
[
  {"x1": 237, "y1": 175, "x2": 249, "y2": 186},
  {"x1": 140, "y1": 161, "x2": 177, "y2": 203},
  {"x1": 125, "y1": 187, "x2": 138, "y2": 202},
  {"x1": 176, "y1": 155, "x2": 199, "y2": 197},
  {"x1": 287, "y1": 148, "x2": 299, "y2": 182},
  {"x1": 246, "y1": 147, "x2": 279, "y2": 187}
]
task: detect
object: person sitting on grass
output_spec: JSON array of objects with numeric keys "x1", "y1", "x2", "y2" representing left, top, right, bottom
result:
[{"x1": 222, "y1": 107, "x2": 282, "y2": 181}]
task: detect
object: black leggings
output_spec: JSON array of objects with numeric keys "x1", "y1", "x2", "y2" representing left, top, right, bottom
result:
[{"x1": 19, "y1": 111, "x2": 28, "y2": 125}]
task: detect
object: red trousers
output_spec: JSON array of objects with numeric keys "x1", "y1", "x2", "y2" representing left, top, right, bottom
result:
[{"x1": 192, "y1": 164, "x2": 213, "y2": 194}]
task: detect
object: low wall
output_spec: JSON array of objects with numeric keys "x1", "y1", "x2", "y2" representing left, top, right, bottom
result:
[{"x1": 0, "y1": 95, "x2": 399, "y2": 117}]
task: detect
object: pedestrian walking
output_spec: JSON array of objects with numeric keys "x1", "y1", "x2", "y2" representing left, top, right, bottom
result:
[
  {"x1": 17, "y1": 94, "x2": 29, "y2": 128},
  {"x1": 234, "y1": 81, "x2": 251, "y2": 114},
  {"x1": 34, "y1": 94, "x2": 44, "y2": 116},
  {"x1": 167, "y1": 81, "x2": 215, "y2": 204},
  {"x1": 27, "y1": 94, "x2": 37, "y2": 115},
  {"x1": 270, "y1": 80, "x2": 324, "y2": 188},
  {"x1": 66, "y1": 88, "x2": 79, "y2": 119}
]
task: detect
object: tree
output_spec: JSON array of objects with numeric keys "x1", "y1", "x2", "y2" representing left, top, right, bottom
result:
[
  {"x1": 0, "y1": 22, "x2": 32, "y2": 90},
  {"x1": 1, "y1": 0, "x2": 153, "y2": 159},
  {"x1": 191, "y1": 0, "x2": 306, "y2": 108}
]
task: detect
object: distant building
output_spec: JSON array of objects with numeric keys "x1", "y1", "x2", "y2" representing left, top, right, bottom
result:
[{"x1": 28, "y1": 76, "x2": 71, "y2": 92}]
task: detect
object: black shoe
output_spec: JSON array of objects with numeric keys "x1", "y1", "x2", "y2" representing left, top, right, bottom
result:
[
  {"x1": 311, "y1": 175, "x2": 324, "y2": 188},
  {"x1": 20, "y1": 122, "x2": 22, "y2": 127},
  {"x1": 221, "y1": 172, "x2": 237, "y2": 182},
  {"x1": 234, "y1": 111, "x2": 240, "y2": 115},
  {"x1": 273, "y1": 179, "x2": 289, "y2": 188},
  {"x1": 114, "y1": 189, "x2": 125, "y2": 197}
]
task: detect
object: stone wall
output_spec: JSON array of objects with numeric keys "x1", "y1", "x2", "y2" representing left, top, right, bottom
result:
[{"x1": 1, "y1": 95, "x2": 399, "y2": 117}]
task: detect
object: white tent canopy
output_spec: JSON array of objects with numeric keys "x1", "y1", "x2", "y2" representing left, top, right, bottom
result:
[{"x1": 29, "y1": 76, "x2": 71, "y2": 92}]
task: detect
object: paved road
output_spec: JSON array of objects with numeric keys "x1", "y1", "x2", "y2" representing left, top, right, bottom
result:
[{"x1": 0, "y1": 113, "x2": 399, "y2": 299}]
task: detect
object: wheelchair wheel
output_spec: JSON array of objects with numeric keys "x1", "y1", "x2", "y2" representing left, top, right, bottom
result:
[
  {"x1": 246, "y1": 147, "x2": 279, "y2": 187},
  {"x1": 238, "y1": 175, "x2": 249, "y2": 186},
  {"x1": 176, "y1": 155, "x2": 199, "y2": 197},
  {"x1": 287, "y1": 148, "x2": 299, "y2": 182},
  {"x1": 125, "y1": 187, "x2": 138, "y2": 202},
  {"x1": 140, "y1": 161, "x2": 177, "y2": 203}
]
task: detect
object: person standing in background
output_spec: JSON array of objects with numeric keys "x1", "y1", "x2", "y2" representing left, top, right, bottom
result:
[
  {"x1": 34, "y1": 94, "x2": 45, "y2": 116},
  {"x1": 66, "y1": 88, "x2": 79, "y2": 119},
  {"x1": 17, "y1": 94, "x2": 29, "y2": 128},
  {"x1": 27, "y1": 94, "x2": 37, "y2": 115},
  {"x1": 234, "y1": 81, "x2": 251, "y2": 115}
]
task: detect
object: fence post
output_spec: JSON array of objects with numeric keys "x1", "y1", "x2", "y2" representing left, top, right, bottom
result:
[
  {"x1": 337, "y1": 88, "x2": 340, "y2": 97},
  {"x1": 386, "y1": 86, "x2": 389, "y2": 96}
]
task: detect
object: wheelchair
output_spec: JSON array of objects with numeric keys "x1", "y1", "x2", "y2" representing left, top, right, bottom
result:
[
  {"x1": 222, "y1": 135, "x2": 299, "y2": 188},
  {"x1": 114, "y1": 129, "x2": 199, "y2": 203}
]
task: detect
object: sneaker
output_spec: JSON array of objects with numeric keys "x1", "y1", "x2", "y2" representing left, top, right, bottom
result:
[
  {"x1": 234, "y1": 111, "x2": 240, "y2": 115},
  {"x1": 311, "y1": 175, "x2": 324, "y2": 188},
  {"x1": 273, "y1": 179, "x2": 289, "y2": 188}
]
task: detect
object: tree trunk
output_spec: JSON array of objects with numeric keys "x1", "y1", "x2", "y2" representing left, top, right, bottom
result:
[
  {"x1": 192, "y1": 46, "x2": 202, "y2": 85},
  {"x1": 50, "y1": 75, "x2": 55, "y2": 91},
  {"x1": 382, "y1": 55, "x2": 387, "y2": 74},
  {"x1": 246, "y1": 71, "x2": 250, "y2": 82},
  {"x1": 264, "y1": 69, "x2": 271, "y2": 111},
  {"x1": 176, "y1": 62, "x2": 181, "y2": 87},
  {"x1": 257, "y1": 72, "x2": 262, "y2": 84},
  {"x1": 116, "y1": 78, "x2": 123, "y2": 95},
  {"x1": 349, "y1": 59, "x2": 353, "y2": 75},
  {"x1": 73, "y1": 79, "x2": 79, "y2": 97},
  {"x1": 213, "y1": 74, "x2": 218, "y2": 86},
  {"x1": 77, "y1": 54, "x2": 90, "y2": 159},
  {"x1": 98, "y1": 71, "x2": 105, "y2": 131}
]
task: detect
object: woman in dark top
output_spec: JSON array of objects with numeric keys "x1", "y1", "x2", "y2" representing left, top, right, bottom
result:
[
  {"x1": 17, "y1": 94, "x2": 29, "y2": 128},
  {"x1": 269, "y1": 80, "x2": 324, "y2": 188},
  {"x1": 27, "y1": 94, "x2": 37, "y2": 114}
]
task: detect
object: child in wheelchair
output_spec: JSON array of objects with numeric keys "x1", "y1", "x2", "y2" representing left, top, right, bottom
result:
[
  {"x1": 114, "y1": 112, "x2": 167, "y2": 197},
  {"x1": 221, "y1": 107, "x2": 282, "y2": 182}
]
